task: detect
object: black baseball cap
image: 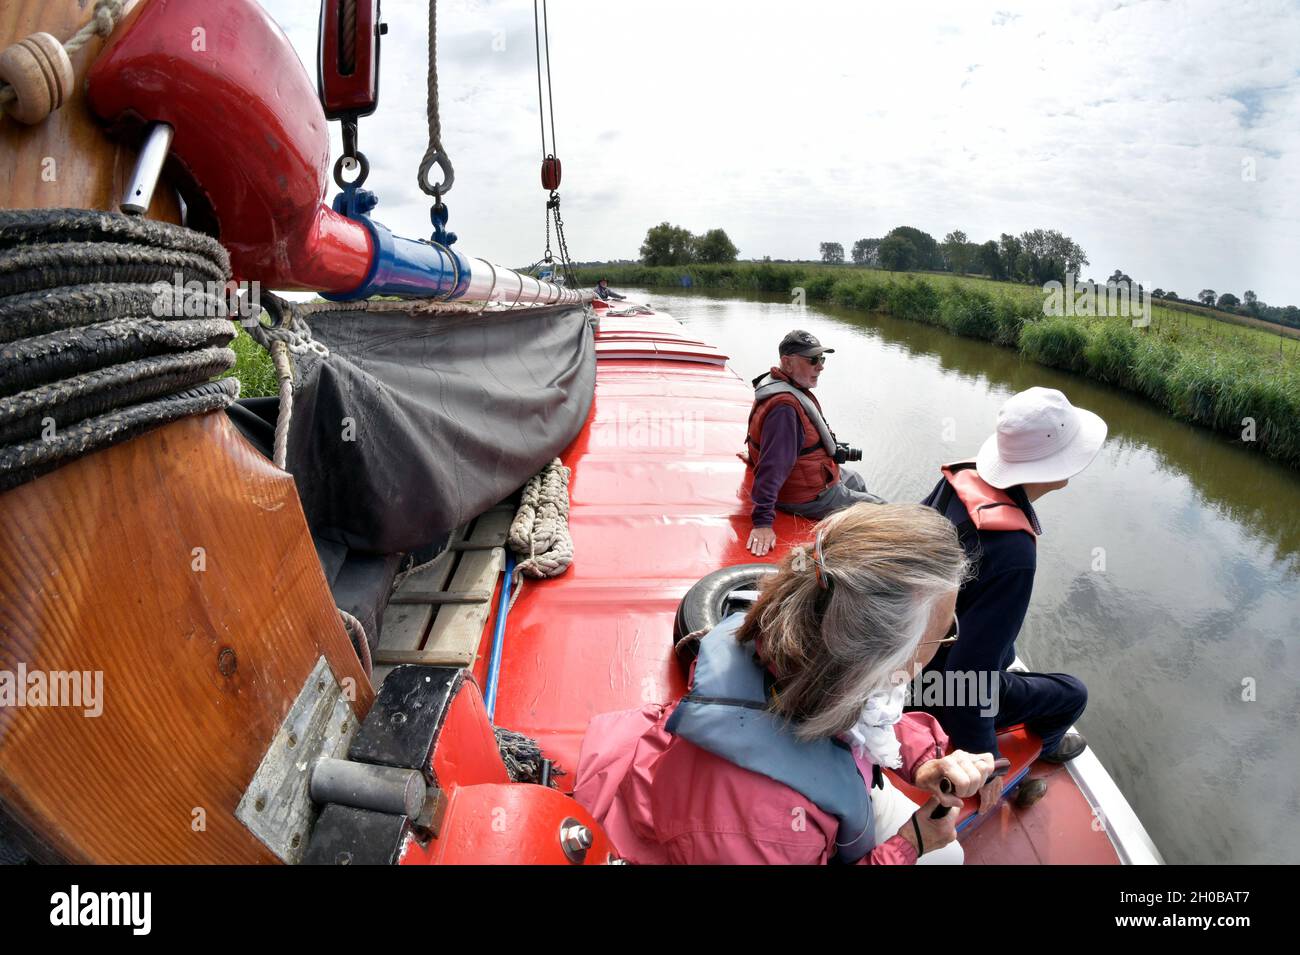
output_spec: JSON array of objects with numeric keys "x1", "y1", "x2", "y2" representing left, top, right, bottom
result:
[{"x1": 779, "y1": 329, "x2": 835, "y2": 357}]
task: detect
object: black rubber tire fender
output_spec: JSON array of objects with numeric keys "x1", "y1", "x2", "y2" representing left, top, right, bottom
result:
[{"x1": 673, "y1": 562, "x2": 780, "y2": 646}]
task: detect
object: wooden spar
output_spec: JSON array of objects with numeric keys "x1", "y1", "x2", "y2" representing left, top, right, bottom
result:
[
  {"x1": 0, "y1": 413, "x2": 375, "y2": 863},
  {"x1": 0, "y1": 0, "x2": 181, "y2": 219}
]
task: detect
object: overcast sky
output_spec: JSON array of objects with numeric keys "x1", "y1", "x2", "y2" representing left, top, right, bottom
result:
[{"x1": 265, "y1": 0, "x2": 1300, "y2": 304}]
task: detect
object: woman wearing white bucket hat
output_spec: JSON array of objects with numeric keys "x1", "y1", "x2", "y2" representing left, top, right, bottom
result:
[{"x1": 917, "y1": 387, "x2": 1108, "y2": 814}]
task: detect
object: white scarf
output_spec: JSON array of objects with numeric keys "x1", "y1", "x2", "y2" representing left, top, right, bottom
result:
[{"x1": 842, "y1": 683, "x2": 909, "y2": 769}]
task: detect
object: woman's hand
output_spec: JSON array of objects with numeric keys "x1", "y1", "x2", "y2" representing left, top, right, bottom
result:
[
  {"x1": 897, "y1": 797, "x2": 958, "y2": 858},
  {"x1": 978, "y1": 774, "x2": 1006, "y2": 815},
  {"x1": 913, "y1": 750, "x2": 996, "y2": 808}
]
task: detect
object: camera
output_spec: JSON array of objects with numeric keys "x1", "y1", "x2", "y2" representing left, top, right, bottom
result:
[{"x1": 834, "y1": 442, "x2": 862, "y2": 464}]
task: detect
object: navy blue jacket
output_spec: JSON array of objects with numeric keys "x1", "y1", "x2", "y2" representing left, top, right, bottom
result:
[{"x1": 919, "y1": 476, "x2": 1039, "y2": 757}]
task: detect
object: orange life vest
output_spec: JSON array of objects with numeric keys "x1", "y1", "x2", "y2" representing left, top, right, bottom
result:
[
  {"x1": 744, "y1": 367, "x2": 840, "y2": 505},
  {"x1": 939, "y1": 462, "x2": 1038, "y2": 537}
]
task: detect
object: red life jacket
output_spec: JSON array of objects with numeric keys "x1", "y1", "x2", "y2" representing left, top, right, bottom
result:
[
  {"x1": 744, "y1": 367, "x2": 840, "y2": 505},
  {"x1": 939, "y1": 462, "x2": 1037, "y2": 537}
]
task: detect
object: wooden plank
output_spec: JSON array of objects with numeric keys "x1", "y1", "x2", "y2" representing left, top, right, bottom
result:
[
  {"x1": 389, "y1": 590, "x2": 491, "y2": 606},
  {"x1": 373, "y1": 648, "x2": 493, "y2": 668},
  {"x1": 421, "y1": 510, "x2": 513, "y2": 667},
  {"x1": 378, "y1": 534, "x2": 462, "y2": 653}
]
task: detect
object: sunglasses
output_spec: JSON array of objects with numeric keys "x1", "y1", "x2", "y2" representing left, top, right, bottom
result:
[{"x1": 799, "y1": 354, "x2": 826, "y2": 367}]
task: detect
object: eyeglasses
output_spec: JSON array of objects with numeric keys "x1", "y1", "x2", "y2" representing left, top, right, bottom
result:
[
  {"x1": 800, "y1": 354, "x2": 826, "y2": 367},
  {"x1": 919, "y1": 614, "x2": 960, "y2": 648}
]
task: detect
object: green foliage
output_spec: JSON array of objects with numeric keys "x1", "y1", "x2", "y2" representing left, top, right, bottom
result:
[
  {"x1": 640, "y1": 222, "x2": 696, "y2": 266},
  {"x1": 695, "y1": 228, "x2": 739, "y2": 264},
  {"x1": 224, "y1": 324, "x2": 277, "y2": 398},
  {"x1": 878, "y1": 235, "x2": 916, "y2": 271},
  {"x1": 820, "y1": 242, "x2": 845, "y2": 265},
  {"x1": 1020, "y1": 316, "x2": 1088, "y2": 372}
]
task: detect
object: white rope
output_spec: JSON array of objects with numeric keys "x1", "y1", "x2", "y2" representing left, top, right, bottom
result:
[
  {"x1": 0, "y1": 0, "x2": 124, "y2": 110},
  {"x1": 270, "y1": 341, "x2": 293, "y2": 470},
  {"x1": 506, "y1": 458, "x2": 573, "y2": 610}
]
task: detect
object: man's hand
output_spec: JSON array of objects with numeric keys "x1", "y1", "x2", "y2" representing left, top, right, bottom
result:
[{"x1": 747, "y1": 526, "x2": 776, "y2": 556}]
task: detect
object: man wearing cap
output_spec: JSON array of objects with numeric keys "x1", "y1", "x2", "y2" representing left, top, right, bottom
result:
[
  {"x1": 744, "y1": 329, "x2": 884, "y2": 556},
  {"x1": 918, "y1": 387, "x2": 1107, "y2": 810},
  {"x1": 594, "y1": 278, "x2": 626, "y2": 302}
]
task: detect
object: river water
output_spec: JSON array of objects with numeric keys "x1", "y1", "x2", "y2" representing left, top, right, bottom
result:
[{"x1": 623, "y1": 285, "x2": 1300, "y2": 865}]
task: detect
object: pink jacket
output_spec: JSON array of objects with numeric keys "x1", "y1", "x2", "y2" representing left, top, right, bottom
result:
[{"x1": 572, "y1": 700, "x2": 948, "y2": 865}]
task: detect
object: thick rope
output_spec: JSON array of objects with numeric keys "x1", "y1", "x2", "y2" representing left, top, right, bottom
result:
[
  {"x1": 338, "y1": 607, "x2": 372, "y2": 677},
  {"x1": 0, "y1": 209, "x2": 238, "y2": 492},
  {"x1": 270, "y1": 341, "x2": 293, "y2": 470},
  {"x1": 416, "y1": 0, "x2": 453, "y2": 198},
  {"x1": 506, "y1": 457, "x2": 573, "y2": 610},
  {"x1": 493, "y1": 726, "x2": 564, "y2": 787},
  {"x1": 0, "y1": 0, "x2": 124, "y2": 112}
]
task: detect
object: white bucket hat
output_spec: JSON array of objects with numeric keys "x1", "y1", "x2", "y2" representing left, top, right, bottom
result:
[{"x1": 974, "y1": 387, "x2": 1108, "y2": 489}]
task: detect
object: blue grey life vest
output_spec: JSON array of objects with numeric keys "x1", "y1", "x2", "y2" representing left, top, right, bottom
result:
[
  {"x1": 664, "y1": 613, "x2": 875, "y2": 863},
  {"x1": 752, "y1": 373, "x2": 838, "y2": 456}
]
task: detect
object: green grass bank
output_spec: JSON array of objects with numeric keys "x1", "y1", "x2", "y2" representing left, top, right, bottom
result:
[{"x1": 578, "y1": 263, "x2": 1300, "y2": 470}]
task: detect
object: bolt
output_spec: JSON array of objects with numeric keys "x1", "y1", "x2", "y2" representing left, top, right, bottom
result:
[
  {"x1": 217, "y1": 647, "x2": 237, "y2": 677},
  {"x1": 560, "y1": 823, "x2": 592, "y2": 855}
]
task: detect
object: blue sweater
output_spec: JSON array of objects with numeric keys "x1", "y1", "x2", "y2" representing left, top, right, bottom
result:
[{"x1": 749, "y1": 405, "x2": 801, "y2": 527}]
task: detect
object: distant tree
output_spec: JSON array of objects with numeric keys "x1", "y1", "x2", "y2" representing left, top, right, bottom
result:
[
  {"x1": 1163, "y1": 291, "x2": 1178, "y2": 300},
  {"x1": 695, "y1": 228, "x2": 738, "y2": 264},
  {"x1": 640, "y1": 222, "x2": 696, "y2": 266},
  {"x1": 941, "y1": 230, "x2": 969, "y2": 272},
  {"x1": 1152, "y1": 288, "x2": 1165, "y2": 298},
  {"x1": 1242, "y1": 289, "x2": 1261, "y2": 316},
  {"x1": 978, "y1": 240, "x2": 1005, "y2": 279},
  {"x1": 998, "y1": 234, "x2": 1025, "y2": 281},
  {"x1": 878, "y1": 235, "x2": 917, "y2": 271},
  {"x1": 1020, "y1": 228, "x2": 1089, "y2": 276},
  {"x1": 851, "y1": 237, "x2": 881, "y2": 267},
  {"x1": 820, "y1": 242, "x2": 845, "y2": 265},
  {"x1": 1108, "y1": 269, "x2": 1134, "y2": 286},
  {"x1": 886, "y1": 226, "x2": 941, "y2": 270},
  {"x1": 1216, "y1": 292, "x2": 1240, "y2": 309},
  {"x1": 1198, "y1": 289, "x2": 1217, "y2": 306}
]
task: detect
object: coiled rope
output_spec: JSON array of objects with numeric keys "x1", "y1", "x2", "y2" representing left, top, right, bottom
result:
[
  {"x1": 0, "y1": 209, "x2": 239, "y2": 493},
  {"x1": 506, "y1": 457, "x2": 573, "y2": 610}
]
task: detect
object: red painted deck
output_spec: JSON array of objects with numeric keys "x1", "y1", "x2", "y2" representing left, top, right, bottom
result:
[{"x1": 478, "y1": 308, "x2": 1119, "y2": 864}]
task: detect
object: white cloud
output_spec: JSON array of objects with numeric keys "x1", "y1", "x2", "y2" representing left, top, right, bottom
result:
[{"x1": 263, "y1": 0, "x2": 1300, "y2": 303}]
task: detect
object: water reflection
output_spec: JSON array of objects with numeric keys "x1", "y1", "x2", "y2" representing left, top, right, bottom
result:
[{"x1": 629, "y1": 285, "x2": 1300, "y2": 864}]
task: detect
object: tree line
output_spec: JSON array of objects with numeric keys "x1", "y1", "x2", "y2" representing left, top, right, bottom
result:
[
  {"x1": 821, "y1": 225, "x2": 1088, "y2": 286},
  {"x1": 639, "y1": 222, "x2": 739, "y2": 266},
  {"x1": 822, "y1": 227, "x2": 1300, "y2": 331}
]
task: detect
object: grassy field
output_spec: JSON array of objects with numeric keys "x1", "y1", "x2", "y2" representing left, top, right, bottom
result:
[{"x1": 577, "y1": 262, "x2": 1300, "y2": 470}]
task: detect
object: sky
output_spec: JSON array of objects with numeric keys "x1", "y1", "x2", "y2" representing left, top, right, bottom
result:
[{"x1": 263, "y1": 0, "x2": 1300, "y2": 305}]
